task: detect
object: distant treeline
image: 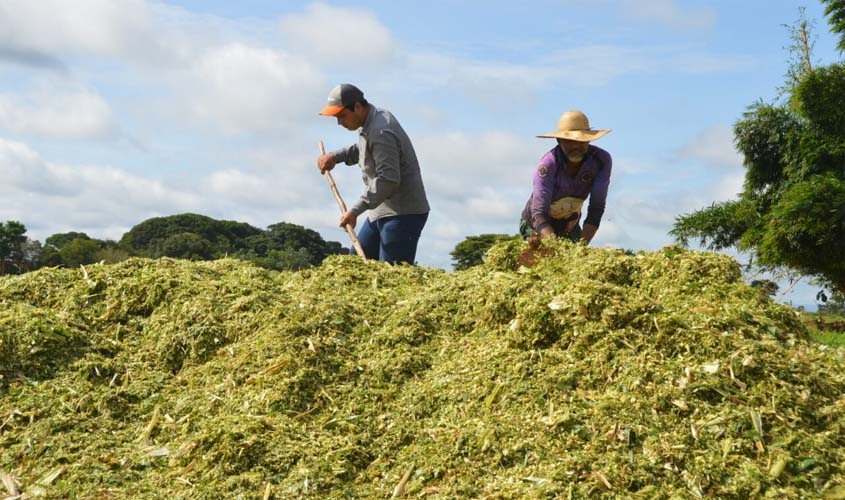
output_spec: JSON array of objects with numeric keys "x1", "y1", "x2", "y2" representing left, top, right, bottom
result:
[{"x1": 0, "y1": 214, "x2": 345, "y2": 274}]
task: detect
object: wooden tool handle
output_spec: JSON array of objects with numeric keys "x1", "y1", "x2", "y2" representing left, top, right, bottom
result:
[{"x1": 319, "y1": 141, "x2": 366, "y2": 258}]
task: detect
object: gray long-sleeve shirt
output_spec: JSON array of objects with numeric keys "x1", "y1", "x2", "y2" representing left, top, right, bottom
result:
[{"x1": 332, "y1": 105, "x2": 430, "y2": 221}]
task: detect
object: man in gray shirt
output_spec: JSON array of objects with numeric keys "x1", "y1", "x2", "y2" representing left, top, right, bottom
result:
[{"x1": 317, "y1": 84, "x2": 430, "y2": 264}]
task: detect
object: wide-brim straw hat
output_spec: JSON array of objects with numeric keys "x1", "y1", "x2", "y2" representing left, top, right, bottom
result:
[{"x1": 537, "y1": 110, "x2": 611, "y2": 142}]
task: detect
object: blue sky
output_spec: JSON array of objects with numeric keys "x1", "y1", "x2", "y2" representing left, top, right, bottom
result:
[{"x1": 0, "y1": 1, "x2": 841, "y2": 306}]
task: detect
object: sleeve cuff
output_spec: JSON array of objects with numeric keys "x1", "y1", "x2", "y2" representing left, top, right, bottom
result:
[
  {"x1": 350, "y1": 200, "x2": 368, "y2": 216},
  {"x1": 332, "y1": 148, "x2": 348, "y2": 164}
]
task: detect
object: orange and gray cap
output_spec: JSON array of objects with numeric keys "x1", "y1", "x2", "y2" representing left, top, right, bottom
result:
[{"x1": 318, "y1": 83, "x2": 365, "y2": 116}]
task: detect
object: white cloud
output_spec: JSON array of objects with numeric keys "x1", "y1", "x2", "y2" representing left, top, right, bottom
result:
[
  {"x1": 0, "y1": 85, "x2": 114, "y2": 139},
  {"x1": 430, "y1": 221, "x2": 462, "y2": 240},
  {"x1": 399, "y1": 43, "x2": 741, "y2": 109},
  {"x1": 0, "y1": 0, "x2": 250, "y2": 69},
  {"x1": 678, "y1": 126, "x2": 743, "y2": 168},
  {"x1": 0, "y1": 0, "x2": 154, "y2": 58},
  {"x1": 416, "y1": 130, "x2": 539, "y2": 200},
  {"x1": 68, "y1": 163, "x2": 198, "y2": 212},
  {"x1": 181, "y1": 43, "x2": 325, "y2": 134},
  {"x1": 0, "y1": 137, "x2": 349, "y2": 244},
  {"x1": 403, "y1": 45, "x2": 650, "y2": 105},
  {"x1": 622, "y1": 0, "x2": 716, "y2": 30},
  {"x1": 612, "y1": 155, "x2": 656, "y2": 175},
  {"x1": 590, "y1": 219, "x2": 631, "y2": 248},
  {"x1": 0, "y1": 138, "x2": 77, "y2": 195},
  {"x1": 464, "y1": 187, "x2": 521, "y2": 221},
  {"x1": 278, "y1": 3, "x2": 396, "y2": 67},
  {"x1": 204, "y1": 168, "x2": 314, "y2": 209},
  {"x1": 1, "y1": 137, "x2": 200, "y2": 239},
  {"x1": 712, "y1": 172, "x2": 745, "y2": 201},
  {"x1": 544, "y1": 46, "x2": 654, "y2": 85},
  {"x1": 670, "y1": 51, "x2": 756, "y2": 74},
  {"x1": 615, "y1": 194, "x2": 679, "y2": 227}
]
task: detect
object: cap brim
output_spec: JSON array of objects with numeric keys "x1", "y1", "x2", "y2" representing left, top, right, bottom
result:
[
  {"x1": 536, "y1": 129, "x2": 611, "y2": 141},
  {"x1": 319, "y1": 105, "x2": 344, "y2": 116}
]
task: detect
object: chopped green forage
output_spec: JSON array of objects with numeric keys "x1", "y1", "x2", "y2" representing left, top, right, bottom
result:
[{"x1": 1, "y1": 241, "x2": 843, "y2": 498}]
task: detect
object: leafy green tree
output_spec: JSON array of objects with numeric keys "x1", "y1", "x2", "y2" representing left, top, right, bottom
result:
[
  {"x1": 37, "y1": 246, "x2": 63, "y2": 268},
  {"x1": 751, "y1": 279, "x2": 780, "y2": 297},
  {"x1": 822, "y1": 0, "x2": 845, "y2": 51},
  {"x1": 251, "y1": 248, "x2": 313, "y2": 271},
  {"x1": 93, "y1": 241, "x2": 131, "y2": 264},
  {"x1": 671, "y1": 10, "x2": 845, "y2": 295},
  {"x1": 266, "y1": 222, "x2": 344, "y2": 265},
  {"x1": 119, "y1": 213, "x2": 344, "y2": 270},
  {"x1": 45, "y1": 232, "x2": 91, "y2": 250},
  {"x1": 59, "y1": 239, "x2": 102, "y2": 268},
  {"x1": 20, "y1": 239, "x2": 44, "y2": 270},
  {"x1": 451, "y1": 234, "x2": 519, "y2": 271},
  {"x1": 0, "y1": 221, "x2": 27, "y2": 260},
  {"x1": 121, "y1": 213, "x2": 262, "y2": 257},
  {"x1": 159, "y1": 232, "x2": 214, "y2": 260}
]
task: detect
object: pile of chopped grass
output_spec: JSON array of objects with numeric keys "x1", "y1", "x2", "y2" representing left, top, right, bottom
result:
[{"x1": 1, "y1": 240, "x2": 844, "y2": 499}]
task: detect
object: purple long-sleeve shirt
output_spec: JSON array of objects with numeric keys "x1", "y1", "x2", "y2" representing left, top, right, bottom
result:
[{"x1": 521, "y1": 145, "x2": 612, "y2": 234}]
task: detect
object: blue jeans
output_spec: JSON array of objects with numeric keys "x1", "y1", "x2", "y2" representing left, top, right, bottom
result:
[{"x1": 353, "y1": 212, "x2": 428, "y2": 264}]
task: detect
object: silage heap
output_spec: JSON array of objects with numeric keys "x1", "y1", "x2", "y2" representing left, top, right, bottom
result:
[{"x1": 1, "y1": 241, "x2": 844, "y2": 499}]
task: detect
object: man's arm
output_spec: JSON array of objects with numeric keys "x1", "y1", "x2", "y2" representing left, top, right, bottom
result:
[
  {"x1": 334, "y1": 144, "x2": 360, "y2": 165},
  {"x1": 581, "y1": 152, "x2": 612, "y2": 245},
  {"x1": 529, "y1": 155, "x2": 557, "y2": 237},
  {"x1": 317, "y1": 144, "x2": 360, "y2": 173},
  {"x1": 581, "y1": 224, "x2": 598, "y2": 244}
]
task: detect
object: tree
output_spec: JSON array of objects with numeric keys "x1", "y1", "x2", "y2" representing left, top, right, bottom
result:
[
  {"x1": 671, "y1": 9, "x2": 845, "y2": 295},
  {"x1": 37, "y1": 246, "x2": 63, "y2": 268},
  {"x1": 266, "y1": 222, "x2": 344, "y2": 265},
  {"x1": 0, "y1": 221, "x2": 27, "y2": 260},
  {"x1": 45, "y1": 232, "x2": 91, "y2": 250},
  {"x1": 756, "y1": 174, "x2": 845, "y2": 291},
  {"x1": 20, "y1": 239, "x2": 44, "y2": 270},
  {"x1": 780, "y1": 7, "x2": 817, "y2": 96},
  {"x1": 451, "y1": 234, "x2": 519, "y2": 271},
  {"x1": 93, "y1": 241, "x2": 131, "y2": 264},
  {"x1": 751, "y1": 279, "x2": 780, "y2": 297},
  {"x1": 120, "y1": 213, "x2": 262, "y2": 257},
  {"x1": 159, "y1": 232, "x2": 214, "y2": 260},
  {"x1": 250, "y1": 248, "x2": 313, "y2": 271},
  {"x1": 59, "y1": 238, "x2": 102, "y2": 268},
  {"x1": 119, "y1": 213, "x2": 344, "y2": 270},
  {"x1": 822, "y1": 0, "x2": 845, "y2": 52}
]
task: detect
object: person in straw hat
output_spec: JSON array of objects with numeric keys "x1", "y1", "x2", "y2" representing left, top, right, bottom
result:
[{"x1": 519, "y1": 110, "x2": 612, "y2": 244}]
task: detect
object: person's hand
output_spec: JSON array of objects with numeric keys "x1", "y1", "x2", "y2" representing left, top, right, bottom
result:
[
  {"x1": 539, "y1": 226, "x2": 556, "y2": 239},
  {"x1": 339, "y1": 210, "x2": 357, "y2": 229},
  {"x1": 317, "y1": 153, "x2": 337, "y2": 174}
]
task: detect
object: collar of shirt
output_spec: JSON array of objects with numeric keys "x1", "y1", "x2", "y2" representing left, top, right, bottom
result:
[{"x1": 358, "y1": 104, "x2": 377, "y2": 138}]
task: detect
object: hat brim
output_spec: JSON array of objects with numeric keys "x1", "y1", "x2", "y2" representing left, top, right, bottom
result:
[
  {"x1": 319, "y1": 105, "x2": 344, "y2": 116},
  {"x1": 536, "y1": 129, "x2": 611, "y2": 142}
]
